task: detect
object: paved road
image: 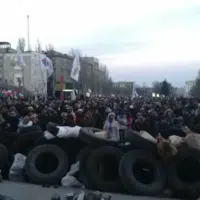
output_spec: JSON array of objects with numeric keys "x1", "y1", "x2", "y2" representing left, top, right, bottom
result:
[{"x1": 0, "y1": 181, "x2": 179, "y2": 200}]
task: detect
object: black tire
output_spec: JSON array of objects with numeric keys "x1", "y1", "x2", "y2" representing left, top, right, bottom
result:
[
  {"x1": 76, "y1": 147, "x2": 94, "y2": 188},
  {"x1": 76, "y1": 146, "x2": 93, "y2": 162},
  {"x1": 85, "y1": 146, "x2": 124, "y2": 192},
  {"x1": 34, "y1": 136, "x2": 86, "y2": 166},
  {"x1": 46, "y1": 122, "x2": 59, "y2": 136},
  {"x1": 167, "y1": 147, "x2": 200, "y2": 199},
  {"x1": 0, "y1": 144, "x2": 8, "y2": 169},
  {"x1": 79, "y1": 128, "x2": 118, "y2": 147},
  {"x1": 14, "y1": 131, "x2": 44, "y2": 155},
  {"x1": 125, "y1": 130, "x2": 157, "y2": 152},
  {"x1": 84, "y1": 127, "x2": 103, "y2": 133},
  {"x1": 25, "y1": 144, "x2": 69, "y2": 185},
  {"x1": 119, "y1": 150, "x2": 166, "y2": 196},
  {"x1": 0, "y1": 195, "x2": 15, "y2": 200}
]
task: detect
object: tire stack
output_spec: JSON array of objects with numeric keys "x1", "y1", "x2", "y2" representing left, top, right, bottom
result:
[
  {"x1": 25, "y1": 144, "x2": 69, "y2": 185},
  {"x1": 76, "y1": 145, "x2": 200, "y2": 199},
  {"x1": 76, "y1": 146, "x2": 167, "y2": 195},
  {"x1": 0, "y1": 144, "x2": 8, "y2": 170},
  {"x1": 77, "y1": 128, "x2": 200, "y2": 198},
  {"x1": 8, "y1": 127, "x2": 200, "y2": 199}
]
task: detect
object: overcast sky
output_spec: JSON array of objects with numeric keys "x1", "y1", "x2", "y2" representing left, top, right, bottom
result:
[{"x1": 1, "y1": 0, "x2": 200, "y2": 86}]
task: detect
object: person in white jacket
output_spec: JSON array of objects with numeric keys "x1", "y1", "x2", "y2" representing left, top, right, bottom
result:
[{"x1": 103, "y1": 112, "x2": 120, "y2": 141}]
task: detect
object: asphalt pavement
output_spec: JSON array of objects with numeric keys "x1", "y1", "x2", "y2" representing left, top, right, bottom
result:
[{"x1": 0, "y1": 181, "x2": 180, "y2": 200}]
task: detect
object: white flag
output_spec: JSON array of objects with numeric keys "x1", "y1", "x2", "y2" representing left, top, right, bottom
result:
[
  {"x1": 40, "y1": 54, "x2": 53, "y2": 77},
  {"x1": 131, "y1": 82, "x2": 138, "y2": 99},
  {"x1": 16, "y1": 46, "x2": 24, "y2": 66},
  {"x1": 71, "y1": 54, "x2": 81, "y2": 81}
]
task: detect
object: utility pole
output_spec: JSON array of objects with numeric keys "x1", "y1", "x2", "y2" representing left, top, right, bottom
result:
[
  {"x1": 27, "y1": 15, "x2": 30, "y2": 51},
  {"x1": 23, "y1": 14, "x2": 30, "y2": 97},
  {"x1": 142, "y1": 82, "x2": 146, "y2": 96}
]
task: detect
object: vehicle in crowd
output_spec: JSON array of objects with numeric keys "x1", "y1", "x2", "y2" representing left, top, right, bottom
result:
[{"x1": 62, "y1": 89, "x2": 77, "y2": 100}]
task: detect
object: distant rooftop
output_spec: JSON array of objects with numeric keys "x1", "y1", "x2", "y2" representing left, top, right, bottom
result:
[
  {"x1": 0, "y1": 41, "x2": 11, "y2": 46},
  {"x1": 44, "y1": 50, "x2": 73, "y2": 60}
]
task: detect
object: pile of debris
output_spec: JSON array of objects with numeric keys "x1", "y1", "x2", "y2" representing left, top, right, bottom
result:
[{"x1": 0, "y1": 125, "x2": 200, "y2": 199}]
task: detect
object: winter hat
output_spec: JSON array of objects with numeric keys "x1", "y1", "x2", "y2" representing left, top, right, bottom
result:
[{"x1": 105, "y1": 107, "x2": 112, "y2": 113}]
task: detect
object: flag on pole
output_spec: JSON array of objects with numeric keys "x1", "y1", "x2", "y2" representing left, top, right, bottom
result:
[
  {"x1": 40, "y1": 54, "x2": 53, "y2": 77},
  {"x1": 131, "y1": 82, "x2": 138, "y2": 99},
  {"x1": 16, "y1": 46, "x2": 24, "y2": 66},
  {"x1": 71, "y1": 54, "x2": 81, "y2": 81}
]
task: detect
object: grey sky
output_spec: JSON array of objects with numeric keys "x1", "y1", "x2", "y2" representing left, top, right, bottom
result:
[{"x1": 1, "y1": 0, "x2": 200, "y2": 86}]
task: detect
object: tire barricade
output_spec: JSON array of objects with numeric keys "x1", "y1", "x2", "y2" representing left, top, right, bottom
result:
[{"x1": 0, "y1": 127, "x2": 200, "y2": 199}]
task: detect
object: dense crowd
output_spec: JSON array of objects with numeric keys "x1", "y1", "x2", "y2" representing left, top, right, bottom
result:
[{"x1": 0, "y1": 96, "x2": 200, "y2": 140}]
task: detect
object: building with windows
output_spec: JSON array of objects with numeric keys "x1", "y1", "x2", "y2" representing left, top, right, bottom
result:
[
  {"x1": 0, "y1": 42, "x2": 17, "y2": 85},
  {"x1": 45, "y1": 51, "x2": 103, "y2": 96},
  {"x1": 3, "y1": 52, "x2": 48, "y2": 96},
  {"x1": 45, "y1": 50, "x2": 73, "y2": 96},
  {"x1": 113, "y1": 81, "x2": 133, "y2": 88},
  {"x1": 185, "y1": 80, "x2": 195, "y2": 97}
]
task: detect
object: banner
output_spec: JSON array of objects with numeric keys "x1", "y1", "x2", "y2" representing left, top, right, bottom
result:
[
  {"x1": 131, "y1": 82, "x2": 138, "y2": 99},
  {"x1": 71, "y1": 54, "x2": 81, "y2": 81},
  {"x1": 40, "y1": 55, "x2": 53, "y2": 77},
  {"x1": 16, "y1": 48, "x2": 23, "y2": 66}
]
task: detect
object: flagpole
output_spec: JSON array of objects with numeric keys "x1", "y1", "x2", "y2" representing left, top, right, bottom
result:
[{"x1": 27, "y1": 15, "x2": 30, "y2": 51}]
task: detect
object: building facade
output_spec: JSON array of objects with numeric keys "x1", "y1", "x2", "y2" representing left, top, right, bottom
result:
[
  {"x1": 3, "y1": 52, "x2": 48, "y2": 96},
  {"x1": 0, "y1": 42, "x2": 108, "y2": 96},
  {"x1": 79, "y1": 57, "x2": 99, "y2": 93},
  {"x1": 45, "y1": 51, "x2": 103, "y2": 96},
  {"x1": 185, "y1": 80, "x2": 195, "y2": 97},
  {"x1": 0, "y1": 42, "x2": 17, "y2": 85},
  {"x1": 45, "y1": 50, "x2": 73, "y2": 96}
]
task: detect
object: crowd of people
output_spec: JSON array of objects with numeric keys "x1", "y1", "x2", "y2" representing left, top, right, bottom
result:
[{"x1": 0, "y1": 96, "x2": 200, "y2": 141}]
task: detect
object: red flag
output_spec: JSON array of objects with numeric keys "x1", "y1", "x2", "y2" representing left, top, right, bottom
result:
[{"x1": 60, "y1": 76, "x2": 64, "y2": 100}]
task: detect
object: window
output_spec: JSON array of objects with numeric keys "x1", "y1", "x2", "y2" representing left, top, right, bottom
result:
[{"x1": 67, "y1": 69, "x2": 70, "y2": 75}]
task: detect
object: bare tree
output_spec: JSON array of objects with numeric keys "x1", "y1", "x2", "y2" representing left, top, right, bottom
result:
[
  {"x1": 152, "y1": 81, "x2": 161, "y2": 94},
  {"x1": 68, "y1": 48, "x2": 82, "y2": 57},
  {"x1": 190, "y1": 70, "x2": 200, "y2": 97},
  {"x1": 35, "y1": 39, "x2": 42, "y2": 52},
  {"x1": 79, "y1": 58, "x2": 114, "y2": 95},
  {"x1": 29, "y1": 45, "x2": 32, "y2": 52},
  {"x1": 45, "y1": 43, "x2": 54, "y2": 52},
  {"x1": 17, "y1": 38, "x2": 26, "y2": 52}
]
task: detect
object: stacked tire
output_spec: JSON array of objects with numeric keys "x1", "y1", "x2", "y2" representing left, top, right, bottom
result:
[
  {"x1": 79, "y1": 127, "x2": 118, "y2": 147},
  {"x1": 76, "y1": 136, "x2": 200, "y2": 199},
  {"x1": 77, "y1": 127, "x2": 123, "y2": 191},
  {"x1": 118, "y1": 147, "x2": 200, "y2": 198},
  {"x1": 167, "y1": 147, "x2": 200, "y2": 199},
  {"x1": 77, "y1": 147, "x2": 166, "y2": 195},
  {"x1": 25, "y1": 145, "x2": 69, "y2": 185},
  {"x1": 119, "y1": 150, "x2": 167, "y2": 196},
  {"x1": 22, "y1": 127, "x2": 200, "y2": 199},
  {"x1": 0, "y1": 143, "x2": 9, "y2": 179},
  {"x1": 0, "y1": 144, "x2": 8, "y2": 169},
  {"x1": 77, "y1": 146, "x2": 123, "y2": 192}
]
